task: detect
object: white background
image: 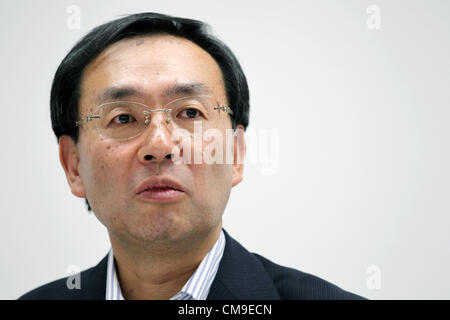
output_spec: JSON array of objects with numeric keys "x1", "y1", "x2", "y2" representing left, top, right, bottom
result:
[{"x1": 1, "y1": 0, "x2": 449, "y2": 299}]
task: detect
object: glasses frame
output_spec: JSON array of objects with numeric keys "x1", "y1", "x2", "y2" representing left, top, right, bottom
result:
[{"x1": 74, "y1": 95, "x2": 234, "y2": 141}]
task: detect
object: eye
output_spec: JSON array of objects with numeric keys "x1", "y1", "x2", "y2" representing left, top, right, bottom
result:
[
  {"x1": 112, "y1": 114, "x2": 136, "y2": 124},
  {"x1": 178, "y1": 108, "x2": 203, "y2": 120}
]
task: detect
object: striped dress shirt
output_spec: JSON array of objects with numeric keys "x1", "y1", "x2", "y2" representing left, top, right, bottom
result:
[{"x1": 105, "y1": 230, "x2": 226, "y2": 300}]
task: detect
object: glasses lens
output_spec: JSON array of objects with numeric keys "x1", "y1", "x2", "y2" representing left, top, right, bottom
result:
[
  {"x1": 167, "y1": 96, "x2": 228, "y2": 132},
  {"x1": 95, "y1": 102, "x2": 147, "y2": 140}
]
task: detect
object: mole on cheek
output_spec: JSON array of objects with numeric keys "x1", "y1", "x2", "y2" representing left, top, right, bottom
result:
[
  {"x1": 106, "y1": 145, "x2": 119, "y2": 153},
  {"x1": 98, "y1": 158, "x2": 108, "y2": 170}
]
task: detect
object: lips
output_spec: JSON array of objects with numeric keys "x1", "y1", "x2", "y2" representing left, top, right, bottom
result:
[{"x1": 135, "y1": 177, "x2": 186, "y2": 201}]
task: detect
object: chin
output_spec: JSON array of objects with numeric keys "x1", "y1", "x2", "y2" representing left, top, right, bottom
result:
[
  {"x1": 109, "y1": 206, "x2": 220, "y2": 244},
  {"x1": 128, "y1": 218, "x2": 196, "y2": 243}
]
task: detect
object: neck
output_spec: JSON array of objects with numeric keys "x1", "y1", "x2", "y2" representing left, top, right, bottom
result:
[{"x1": 109, "y1": 224, "x2": 222, "y2": 300}]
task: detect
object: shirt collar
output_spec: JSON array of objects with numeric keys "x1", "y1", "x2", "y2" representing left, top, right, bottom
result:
[{"x1": 106, "y1": 230, "x2": 226, "y2": 300}]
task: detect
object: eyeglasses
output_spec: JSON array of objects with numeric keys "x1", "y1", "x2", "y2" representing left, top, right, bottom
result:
[{"x1": 74, "y1": 95, "x2": 233, "y2": 141}]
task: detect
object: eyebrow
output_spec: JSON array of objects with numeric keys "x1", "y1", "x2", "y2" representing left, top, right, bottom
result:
[
  {"x1": 163, "y1": 82, "x2": 212, "y2": 97},
  {"x1": 96, "y1": 82, "x2": 213, "y2": 104}
]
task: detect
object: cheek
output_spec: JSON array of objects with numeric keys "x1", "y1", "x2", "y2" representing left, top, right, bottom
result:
[
  {"x1": 190, "y1": 162, "x2": 233, "y2": 213},
  {"x1": 188, "y1": 128, "x2": 233, "y2": 198},
  {"x1": 80, "y1": 143, "x2": 129, "y2": 209}
]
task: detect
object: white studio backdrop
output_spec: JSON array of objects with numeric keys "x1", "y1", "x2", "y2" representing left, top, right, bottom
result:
[{"x1": 1, "y1": 0, "x2": 449, "y2": 299}]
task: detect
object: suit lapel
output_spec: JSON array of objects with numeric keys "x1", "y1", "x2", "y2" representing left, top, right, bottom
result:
[
  {"x1": 78, "y1": 254, "x2": 108, "y2": 299},
  {"x1": 207, "y1": 230, "x2": 280, "y2": 300}
]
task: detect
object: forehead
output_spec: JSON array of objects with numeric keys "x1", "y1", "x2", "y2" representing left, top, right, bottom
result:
[{"x1": 80, "y1": 34, "x2": 226, "y2": 112}]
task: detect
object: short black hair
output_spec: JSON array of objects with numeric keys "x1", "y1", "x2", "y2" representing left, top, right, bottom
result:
[{"x1": 50, "y1": 12, "x2": 250, "y2": 211}]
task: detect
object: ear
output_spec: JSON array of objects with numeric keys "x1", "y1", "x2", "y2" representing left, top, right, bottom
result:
[
  {"x1": 59, "y1": 135, "x2": 86, "y2": 198},
  {"x1": 231, "y1": 125, "x2": 246, "y2": 187}
]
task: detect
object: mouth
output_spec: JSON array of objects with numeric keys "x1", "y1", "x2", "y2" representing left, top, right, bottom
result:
[
  {"x1": 135, "y1": 178, "x2": 186, "y2": 202},
  {"x1": 138, "y1": 187, "x2": 184, "y2": 201}
]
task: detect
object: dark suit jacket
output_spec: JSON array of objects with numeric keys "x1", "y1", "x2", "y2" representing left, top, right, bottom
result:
[{"x1": 19, "y1": 230, "x2": 365, "y2": 300}]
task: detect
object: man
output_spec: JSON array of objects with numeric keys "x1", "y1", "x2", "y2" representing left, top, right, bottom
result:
[{"x1": 20, "y1": 12, "x2": 364, "y2": 300}]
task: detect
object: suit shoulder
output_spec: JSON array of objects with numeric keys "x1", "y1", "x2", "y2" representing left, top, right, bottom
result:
[
  {"x1": 18, "y1": 257, "x2": 107, "y2": 300},
  {"x1": 18, "y1": 276, "x2": 74, "y2": 300},
  {"x1": 252, "y1": 253, "x2": 366, "y2": 300}
]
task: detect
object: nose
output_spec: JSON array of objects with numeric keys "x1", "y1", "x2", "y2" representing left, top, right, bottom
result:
[{"x1": 137, "y1": 111, "x2": 177, "y2": 164}]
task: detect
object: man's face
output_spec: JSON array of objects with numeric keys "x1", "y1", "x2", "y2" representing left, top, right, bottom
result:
[{"x1": 60, "y1": 35, "x2": 244, "y2": 244}]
